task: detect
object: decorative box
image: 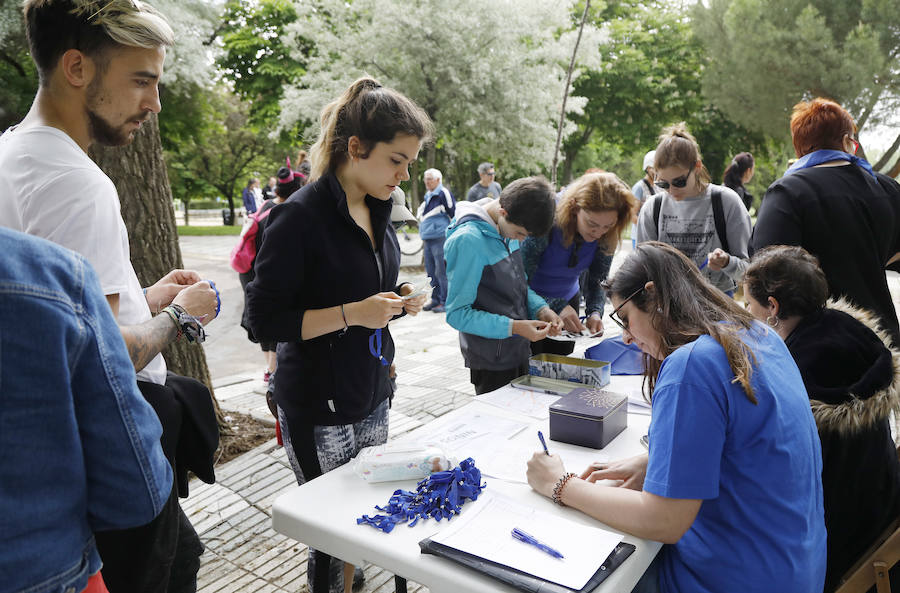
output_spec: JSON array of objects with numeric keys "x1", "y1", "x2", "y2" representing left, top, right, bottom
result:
[
  {"x1": 528, "y1": 353, "x2": 610, "y2": 388},
  {"x1": 549, "y1": 387, "x2": 627, "y2": 449}
]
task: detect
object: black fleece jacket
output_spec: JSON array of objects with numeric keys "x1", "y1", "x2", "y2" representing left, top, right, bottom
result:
[{"x1": 246, "y1": 173, "x2": 404, "y2": 426}]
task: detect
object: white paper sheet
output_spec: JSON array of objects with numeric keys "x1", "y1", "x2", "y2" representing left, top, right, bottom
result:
[
  {"x1": 411, "y1": 413, "x2": 528, "y2": 458},
  {"x1": 476, "y1": 384, "x2": 560, "y2": 419},
  {"x1": 475, "y1": 439, "x2": 609, "y2": 484},
  {"x1": 430, "y1": 492, "x2": 623, "y2": 590}
]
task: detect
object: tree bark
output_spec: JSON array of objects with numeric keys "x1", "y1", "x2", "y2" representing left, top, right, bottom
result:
[
  {"x1": 873, "y1": 130, "x2": 900, "y2": 173},
  {"x1": 89, "y1": 114, "x2": 222, "y2": 421}
]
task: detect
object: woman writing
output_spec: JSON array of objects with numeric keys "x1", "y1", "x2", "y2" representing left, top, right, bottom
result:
[
  {"x1": 744, "y1": 245, "x2": 900, "y2": 592},
  {"x1": 521, "y1": 172, "x2": 635, "y2": 349},
  {"x1": 635, "y1": 123, "x2": 751, "y2": 296},
  {"x1": 722, "y1": 151, "x2": 755, "y2": 211},
  {"x1": 526, "y1": 242, "x2": 826, "y2": 593},
  {"x1": 246, "y1": 77, "x2": 433, "y2": 593}
]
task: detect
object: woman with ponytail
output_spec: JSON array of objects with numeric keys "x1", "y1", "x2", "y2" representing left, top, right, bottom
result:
[
  {"x1": 635, "y1": 123, "x2": 752, "y2": 296},
  {"x1": 722, "y1": 151, "x2": 755, "y2": 211},
  {"x1": 526, "y1": 241, "x2": 826, "y2": 593},
  {"x1": 246, "y1": 76, "x2": 434, "y2": 593}
]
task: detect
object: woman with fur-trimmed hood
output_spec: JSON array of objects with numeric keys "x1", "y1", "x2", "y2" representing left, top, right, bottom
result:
[{"x1": 745, "y1": 245, "x2": 900, "y2": 593}]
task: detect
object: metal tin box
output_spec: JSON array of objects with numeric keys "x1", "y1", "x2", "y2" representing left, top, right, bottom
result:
[
  {"x1": 549, "y1": 387, "x2": 627, "y2": 449},
  {"x1": 528, "y1": 353, "x2": 611, "y2": 388}
]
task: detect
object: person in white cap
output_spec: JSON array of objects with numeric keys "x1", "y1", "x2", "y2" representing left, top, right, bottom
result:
[
  {"x1": 630, "y1": 150, "x2": 658, "y2": 247},
  {"x1": 631, "y1": 149, "x2": 658, "y2": 207}
]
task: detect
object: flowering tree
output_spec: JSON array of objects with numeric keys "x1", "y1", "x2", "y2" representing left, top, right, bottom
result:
[{"x1": 278, "y1": 0, "x2": 605, "y2": 188}]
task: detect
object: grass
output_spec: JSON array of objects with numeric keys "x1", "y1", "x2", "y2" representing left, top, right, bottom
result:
[{"x1": 177, "y1": 225, "x2": 242, "y2": 236}]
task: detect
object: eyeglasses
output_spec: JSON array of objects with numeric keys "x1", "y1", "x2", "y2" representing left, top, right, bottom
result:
[
  {"x1": 485, "y1": 171, "x2": 496, "y2": 176},
  {"x1": 848, "y1": 137, "x2": 860, "y2": 155},
  {"x1": 608, "y1": 286, "x2": 645, "y2": 331},
  {"x1": 654, "y1": 166, "x2": 693, "y2": 190}
]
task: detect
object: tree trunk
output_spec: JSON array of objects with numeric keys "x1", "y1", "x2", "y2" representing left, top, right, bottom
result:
[
  {"x1": 873, "y1": 130, "x2": 900, "y2": 173},
  {"x1": 410, "y1": 160, "x2": 421, "y2": 212},
  {"x1": 89, "y1": 114, "x2": 222, "y2": 422}
]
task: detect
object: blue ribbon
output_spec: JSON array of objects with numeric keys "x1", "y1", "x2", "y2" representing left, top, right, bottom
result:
[
  {"x1": 206, "y1": 279, "x2": 221, "y2": 317},
  {"x1": 368, "y1": 328, "x2": 389, "y2": 366},
  {"x1": 785, "y1": 149, "x2": 877, "y2": 179},
  {"x1": 357, "y1": 457, "x2": 486, "y2": 533}
]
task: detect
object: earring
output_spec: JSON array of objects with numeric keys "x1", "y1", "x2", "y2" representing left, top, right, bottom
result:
[
  {"x1": 766, "y1": 315, "x2": 780, "y2": 328},
  {"x1": 657, "y1": 307, "x2": 662, "y2": 313}
]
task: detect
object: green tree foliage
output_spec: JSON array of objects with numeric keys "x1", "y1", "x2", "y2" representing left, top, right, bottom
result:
[
  {"x1": 217, "y1": 0, "x2": 309, "y2": 131},
  {"x1": 561, "y1": 0, "x2": 705, "y2": 181},
  {"x1": 160, "y1": 86, "x2": 282, "y2": 222},
  {"x1": 692, "y1": 0, "x2": 898, "y2": 140},
  {"x1": 0, "y1": 2, "x2": 38, "y2": 130}
]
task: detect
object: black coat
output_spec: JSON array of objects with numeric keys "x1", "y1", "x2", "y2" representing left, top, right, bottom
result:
[
  {"x1": 245, "y1": 173, "x2": 404, "y2": 426},
  {"x1": 785, "y1": 301, "x2": 900, "y2": 592},
  {"x1": 751, "y1": 165, "x2": 900, "y2": 345}
]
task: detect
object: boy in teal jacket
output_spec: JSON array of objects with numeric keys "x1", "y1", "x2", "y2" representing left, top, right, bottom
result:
[{"x1": 444, "y1": 176, "x2": 562, "y2": 394}]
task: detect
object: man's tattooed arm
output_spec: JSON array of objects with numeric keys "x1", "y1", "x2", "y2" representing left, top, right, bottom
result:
[{"x1": 119, "y1": 315, "x2": 179, "y2": 372}]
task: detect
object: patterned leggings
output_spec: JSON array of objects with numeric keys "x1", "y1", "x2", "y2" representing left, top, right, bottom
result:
[{"x1": 278, "y1": 401, "x2": 389, "y2": 593}]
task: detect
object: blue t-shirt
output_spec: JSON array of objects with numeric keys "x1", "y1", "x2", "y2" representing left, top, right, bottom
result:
[{"x1": 644, "y1": 324, "x2": 826, "y2": 593}]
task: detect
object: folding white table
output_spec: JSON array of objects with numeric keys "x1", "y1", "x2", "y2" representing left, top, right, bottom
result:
[{"x1": 272, "y1": 372, "x2": 661, "y2": 592}]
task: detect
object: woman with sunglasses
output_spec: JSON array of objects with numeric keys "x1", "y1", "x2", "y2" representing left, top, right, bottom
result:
[
  {"x1": 635, "y1": 123, "x2": 751, "y2": 296},
  {"x1": 526, "y1": 241, "x2": 826, "y2": 593},
  {"x1": 751, "y1": 97, "x2": 900, "y2": 346},
  {"x1": 521, "y1": 172, "x2": 636, "y2": 352},
  {"x1": 744, "y1": 245, "x2": 900, "y2": 592}
]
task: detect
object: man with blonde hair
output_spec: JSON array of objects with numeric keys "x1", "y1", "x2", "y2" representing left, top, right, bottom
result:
[{"x1": 0, "y1": 2, "x2": 220, "y2": 591}]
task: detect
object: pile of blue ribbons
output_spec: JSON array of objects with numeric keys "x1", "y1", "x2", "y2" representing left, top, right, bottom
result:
[{"x1": 357, "y1": 457, "x2": 485, "y2": 533}]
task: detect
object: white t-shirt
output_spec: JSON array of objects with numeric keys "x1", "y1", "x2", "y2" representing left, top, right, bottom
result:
[{"x1": 0, "y1": 125, "x2": 167, "y2": 384}]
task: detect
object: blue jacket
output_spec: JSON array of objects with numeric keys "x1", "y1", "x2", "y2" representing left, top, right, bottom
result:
[
  {"x1": 521, "y1": 226, "x2": 612, "y2": 316},
  {"x1": 242, "y1": 186, "x2": 258, "y2": 214},
  {"x1": 418, "y1": 184, "x2": 455, "y2": 240},
  {"x1": 0, "y1": 228, "x2": 172, "y2": 593},
  {"x1": 444, "y1": 199, "x2": 548, "y2": 370}
]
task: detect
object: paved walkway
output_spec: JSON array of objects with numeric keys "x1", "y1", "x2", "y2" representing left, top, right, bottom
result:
[
  {"x1": 181, "y1": 235, "x2": 471, "y2": 593},
  {"x1": 178, "y1": 235, "x2": 900, "y2": 593}
]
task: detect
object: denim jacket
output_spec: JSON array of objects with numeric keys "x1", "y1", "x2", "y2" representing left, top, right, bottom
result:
[{"x1": 0, "y1": 228, "x2": 172, "y2": 593}]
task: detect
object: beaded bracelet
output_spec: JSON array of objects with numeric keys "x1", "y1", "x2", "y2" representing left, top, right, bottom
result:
[{"x1": 551, "y1": 472, "x2": 577, "y2": 506}]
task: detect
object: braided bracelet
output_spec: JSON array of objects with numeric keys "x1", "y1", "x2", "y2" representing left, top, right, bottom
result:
[{"x1": 551, "y1": 472, "x2": 577, "y2": 506}]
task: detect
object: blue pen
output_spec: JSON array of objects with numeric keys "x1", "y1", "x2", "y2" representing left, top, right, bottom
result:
[
  {"x1": 537, "y1": 430, "x2": 550, "y2": 455},
  {"x1": 698, "y1": 258, "x2": 708, "y2": 271},
  {"x1": 511, "y1": 527, "x2": 565, "y2": 559}
]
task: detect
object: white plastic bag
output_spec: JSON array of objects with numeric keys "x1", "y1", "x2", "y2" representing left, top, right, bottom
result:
[{"x1": 353, "y1": 443, "x2": 455, "y2": 483}]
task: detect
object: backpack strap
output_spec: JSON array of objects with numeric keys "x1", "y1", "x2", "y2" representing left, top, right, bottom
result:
[
  {"x1": 642, "y1": 178, "x2": 657, "y2": 196},
  {"x1": 652, "y1": 195, "x2": 662, "y2": 237},
  {"x1": 711, "y1": 189, "x2": 730, "y2": 254}
]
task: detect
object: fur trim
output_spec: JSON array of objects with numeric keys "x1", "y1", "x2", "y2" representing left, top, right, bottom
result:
[{"x1": 809, "y1": 298, "x2": 900, "y2": 434}]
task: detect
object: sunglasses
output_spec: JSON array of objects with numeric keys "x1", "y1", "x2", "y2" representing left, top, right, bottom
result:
[
  {"x1": 848, "y1": 137, "x2": 860, "y2": 155},
  {"x1": 654, "y1": 166, "x2": 694, "y2": 190},
  {"x1": 609, "y1": 286, "x2": 645, "y2": 331}
]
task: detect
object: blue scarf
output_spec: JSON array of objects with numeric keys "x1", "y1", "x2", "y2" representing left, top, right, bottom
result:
[{"x1": 785, "y1": 149, "x2": 876, "y2": 179}]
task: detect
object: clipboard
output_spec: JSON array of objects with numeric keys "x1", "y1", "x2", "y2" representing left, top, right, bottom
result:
[{"x1": 419, "y1": 537, "x2": 636, "y2": 593}]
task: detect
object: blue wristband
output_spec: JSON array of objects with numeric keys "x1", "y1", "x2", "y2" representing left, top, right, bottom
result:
[{"x1": 206, "y1": 279, "x2": 221, "y2": 316}]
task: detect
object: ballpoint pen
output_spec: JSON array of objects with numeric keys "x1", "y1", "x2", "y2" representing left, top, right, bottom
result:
[
  {"x1": 511, "y1": 527, "x2": 565, "y2": 559},
  {"x1": 537, "y1": 430, "x2": 550, "y2": 455}
]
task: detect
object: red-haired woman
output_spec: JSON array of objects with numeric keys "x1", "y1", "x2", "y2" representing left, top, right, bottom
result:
[{"x1": 751, "y1": 98, "x2": 900, "y2": 345}]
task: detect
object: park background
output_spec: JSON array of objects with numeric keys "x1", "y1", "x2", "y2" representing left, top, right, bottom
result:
[{"x1": 1, "y1": 0, "x2": 899, "y2": 406}]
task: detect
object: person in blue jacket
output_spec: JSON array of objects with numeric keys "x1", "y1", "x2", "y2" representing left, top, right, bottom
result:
[
  {"x1": 0, "y1": 227, "x2": 172, "y2": 593},
  {"x1": 522, "y1": 172, "x2": 636, "y2": 354},
  {"x1": 527, "y1": 242, "x2": 826, "y2": 593},
  {"x1": 444, "y1": 176, "x2": 563, "y2": 394},
  {"x1": 418, "y1": 167, "x2": 455, "y2": 312}
]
